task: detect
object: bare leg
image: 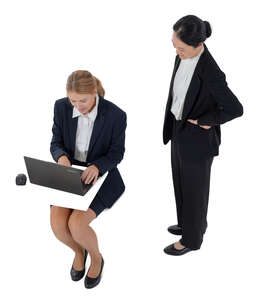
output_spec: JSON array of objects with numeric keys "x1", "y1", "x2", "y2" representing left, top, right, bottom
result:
[
  {"x1": 50, "y1": 206, "x2": 86, "y2": 270},
  {"x1": 68, "y1": 208, "x2": 102, "y2": 277}
]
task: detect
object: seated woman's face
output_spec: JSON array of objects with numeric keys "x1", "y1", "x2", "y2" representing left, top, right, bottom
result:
[{"x1": 67, "y1": 91, "x2": 97, "y2": 115}]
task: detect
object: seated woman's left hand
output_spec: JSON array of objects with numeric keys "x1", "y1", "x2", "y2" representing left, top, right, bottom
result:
[
  {"x1": 187, "y1": 119, "x2": 211, "y2": 130},
  {"x1": 81, "y1": 165, "x2": 99, "y2": 185}
]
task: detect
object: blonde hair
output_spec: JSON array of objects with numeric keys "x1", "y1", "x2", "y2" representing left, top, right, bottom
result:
[{"x1": 66, "y1": 70, "x2": 105, "y2": 97}]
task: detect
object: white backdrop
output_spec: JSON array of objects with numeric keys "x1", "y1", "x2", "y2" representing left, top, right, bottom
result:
[{"x1": 1, "y1": 0, "x2": 268, "y2": 299}]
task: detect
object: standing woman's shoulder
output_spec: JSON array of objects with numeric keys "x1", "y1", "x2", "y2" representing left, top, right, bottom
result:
[{"x1": 203, "y1": 47, "x2": 227, "y2": 79}]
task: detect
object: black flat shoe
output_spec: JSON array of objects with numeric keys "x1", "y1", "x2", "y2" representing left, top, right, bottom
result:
[
  {"x1": 167, "y1": 225, "x2": 182, "y2": 235},
  {"x1": 84, "y1": 256, "x2": 104, "y2": 289},
  {"x1": 70, "y1": 249, "x2": 88, "y2": 281},
  {"x1": 163, "y1": 243, "x2": 192, "y2": 256}
]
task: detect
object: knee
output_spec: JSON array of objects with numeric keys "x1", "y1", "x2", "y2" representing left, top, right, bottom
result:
[
  {"x1": 68, "y1": 214, "x2": 82, "y2": 240},
  {"x1": 50, "y1": 207, "x2": 70, "y2": 235},
  {"x1": 68, "y1": 210, "x2": 94, "y2": 241}
]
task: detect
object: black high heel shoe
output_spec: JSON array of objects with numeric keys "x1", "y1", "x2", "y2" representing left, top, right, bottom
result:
[
  {"x1": 84, "y1": 255, "x2": 104, "y2": 289},
  {"x1": 70, "y1": 249, "x2": 88, "y2": 281}
]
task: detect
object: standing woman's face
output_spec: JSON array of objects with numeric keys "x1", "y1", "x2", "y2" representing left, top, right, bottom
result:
[
  {"x1": 172, "y1": 31, "x2": 203, "y2": 59},
  {"x1": 67, "y1": 90, "x2": 97, "y2": 115}
]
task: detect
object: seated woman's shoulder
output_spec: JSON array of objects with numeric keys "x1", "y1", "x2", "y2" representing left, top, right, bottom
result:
[
  {"x1": 102, "y1": 97, "x2": 126, "y2": 118},
  {"x1": 53, "y1": 97, "x2": 71, "y2": 113},
  {"x1": 55, "y1": 97, "x2": 69, "y2": 106}
]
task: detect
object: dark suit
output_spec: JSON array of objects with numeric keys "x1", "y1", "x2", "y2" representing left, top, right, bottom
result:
[
  {"x1": 163, "y1": 43, "x2": 243, "y2": 249},
  {"x1": 50, "y1": 95, "x2": 127, "y2": 209}
]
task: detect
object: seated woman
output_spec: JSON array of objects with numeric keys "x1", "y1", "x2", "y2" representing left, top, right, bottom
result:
[{"x1": 50, "y1": 70, "x2": 127, "y2": 289}]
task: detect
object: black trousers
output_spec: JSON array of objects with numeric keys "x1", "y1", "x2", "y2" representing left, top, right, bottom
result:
[{"x1": 171, "y1": 118, "x2": 214, "y2": 250}]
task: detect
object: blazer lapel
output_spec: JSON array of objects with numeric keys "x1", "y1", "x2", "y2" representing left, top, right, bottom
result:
[
  {"x1": 165, "y1": 43, "x2": 208, "y2": 122},
  {"x1": 181, "y1": 43, "x2": 208, "y2": 120},
  {"x1": 86, "y1": 96, "x2": 106, "y2": 159},
  {"x1": 165, "y1": 55, "x2": 181, "y2": 115},
  {"x1": 68, "y1": 100, "x2": 78, "y2": 156}
]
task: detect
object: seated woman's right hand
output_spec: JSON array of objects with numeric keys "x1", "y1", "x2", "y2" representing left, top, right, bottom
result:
[{"x1": 58, "y1": 155, "x2": 71, "y2": 166}]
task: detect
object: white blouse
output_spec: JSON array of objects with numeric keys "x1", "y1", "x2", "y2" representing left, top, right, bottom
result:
[
  {"x1": 73, "y1": 94, "x2": 99, "y2": 162},
  {"x1": 171, "y1": 45, "x2": 204, "y2": 120}
]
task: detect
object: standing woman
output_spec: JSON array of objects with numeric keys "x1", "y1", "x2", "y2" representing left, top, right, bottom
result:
[
  {"x1": 163, "y1": 15, "x2": 243, "y2": 255},
  {"x1": 50, "y1": 70, "x2": 127, "y2": 288}
]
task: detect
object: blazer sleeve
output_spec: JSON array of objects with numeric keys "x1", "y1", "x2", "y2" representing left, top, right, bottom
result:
[
  {"x1": 89, "y1": 112, "x2": 127, "y2": 175},
  {"x1": 50, "y1": 102, "x2": 71, "y2": 162},
  {"x1": 197, "y1": 69, "x2": 244, "y2": 126}
]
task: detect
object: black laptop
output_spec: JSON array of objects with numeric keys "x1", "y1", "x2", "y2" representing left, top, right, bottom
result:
[{"x1": 24, "y1": 156, "x2": 95, "y2": 196}]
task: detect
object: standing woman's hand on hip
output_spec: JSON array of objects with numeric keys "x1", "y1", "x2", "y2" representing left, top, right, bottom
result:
[
  {"x1": 187, "y1": 119, "x2": 211, "y2": 130},
  {"x1": 58, "y1": 155, "x2": 72, "y2": 166},
  {"x1": 81, "y1": 165, "x2": 99, "y2": 185}
]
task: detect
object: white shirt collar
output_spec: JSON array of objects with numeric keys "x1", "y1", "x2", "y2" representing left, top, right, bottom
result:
[{"x1": 72, "y1": 93, "x2": 99, "y2": 119}]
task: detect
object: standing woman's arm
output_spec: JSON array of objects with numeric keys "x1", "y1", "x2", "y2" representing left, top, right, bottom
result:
[
  {"x1": 50, "y1": 102, "x2": 71, "y2": 163},
  {"x1": 197, "y1": 68, "x2": 244, "y2": 126},
  {"x1": 90, "y1": 111, "x2": 127, "y2": 175}
]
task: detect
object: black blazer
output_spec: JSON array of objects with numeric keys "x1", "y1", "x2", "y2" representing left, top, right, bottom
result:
[
  {"x1": 163, "y1": 43, "x2": 243, "y2": 159},
  {"x1": 50, "y1": 95, "x2": 127, "y2": 208}
]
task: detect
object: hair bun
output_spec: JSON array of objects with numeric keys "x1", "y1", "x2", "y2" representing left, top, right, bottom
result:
[{"x1": 203, "y1": 20, "x2": 212, "y2": 38}]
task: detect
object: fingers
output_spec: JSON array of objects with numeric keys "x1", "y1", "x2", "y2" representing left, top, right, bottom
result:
[
  {"x1": 85, "y1": 173, "x2": 94, "y2": 185},
  {"x1": 187, "y1": 119, "x2": 198, "y2": 125},
  {"x1": 81, "y1": 170, "x2": 87, "y2": 182},
  {"x1": 81, "y1": 168, "x2": 92, "y2": 181},
  {"x1": 187, "y1": 119, "x2": 211, "y2": 130},
  {"x1": 81, "y1": 169, "x2": 98, "y2": 185},
  {"x1": 92, "y1": 175, "x2": 98, "y2": 185},
  {"x1": 81, "y1": 170, "x2": 93, "y2": 184},
  {"x1": 199, "y1": 125, "x2": 211, "y2": 130},
  {"x1": 85, "y1": 173, "x2": 97, "y2": 185},
  {"x1": 81, "y1": 166, "x2": 99, "y2": 184},
  {"x1": 58, "y1": 156, "x2": 71, "y2": 166}
]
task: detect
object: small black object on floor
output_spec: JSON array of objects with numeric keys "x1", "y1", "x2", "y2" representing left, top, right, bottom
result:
[{"x1": 16, "y1": 173, "x2": 27, "y2": 186}]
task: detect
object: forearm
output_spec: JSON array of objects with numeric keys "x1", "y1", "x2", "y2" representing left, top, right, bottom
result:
[
  {"x1": 197, "y1": 102, "x2": 243, "y2": 126},
  {"x1": 50, "y1": 143, "x2": 70, "y2": 163},
  {"x1": 88, "y1": 150, "x2": 124, "y2": 175},
  {"x1": 198, "y1": 71, "x2": 243, "y2": 126}
]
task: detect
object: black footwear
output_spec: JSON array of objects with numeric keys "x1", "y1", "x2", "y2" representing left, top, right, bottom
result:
[
  {"x1": 70, "y1": 249, "x2": 88, "y2": 281},
  {"x1": 84, "y1": 256, "x2": 104, "y2": 289},
  {"x1": 163, "y1": 243, "x2": 192, "y2": 256},
  {"x1": 167, "y1": 225, "x2": 182, "y2": 235}
]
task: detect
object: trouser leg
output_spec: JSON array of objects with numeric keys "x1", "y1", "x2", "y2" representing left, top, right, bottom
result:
[
  {"x1": 171, "y1": 137, "x2": 183, "y2": 228},
  {"x1": 179, "y1": 156, "x2": 213, "y2": 250}
]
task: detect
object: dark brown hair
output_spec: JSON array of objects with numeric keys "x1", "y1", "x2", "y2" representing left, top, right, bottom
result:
[{"x1": 66, "y1": 70, "x2": 105, "y2": 97}]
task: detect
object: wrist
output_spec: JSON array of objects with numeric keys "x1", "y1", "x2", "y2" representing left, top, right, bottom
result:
[{"x1": 91, "y1": 164, "x2": 99, "y2": 171}]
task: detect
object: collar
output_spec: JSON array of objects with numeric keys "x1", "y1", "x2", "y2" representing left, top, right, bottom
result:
[{"x1": 72, "y1": 93, "x2": 99, "y2": 119}]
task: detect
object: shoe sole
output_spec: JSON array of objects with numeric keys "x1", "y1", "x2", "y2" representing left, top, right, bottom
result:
[{"x1": 167, "y1": 229, "x2": 182, "y2": 235}]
